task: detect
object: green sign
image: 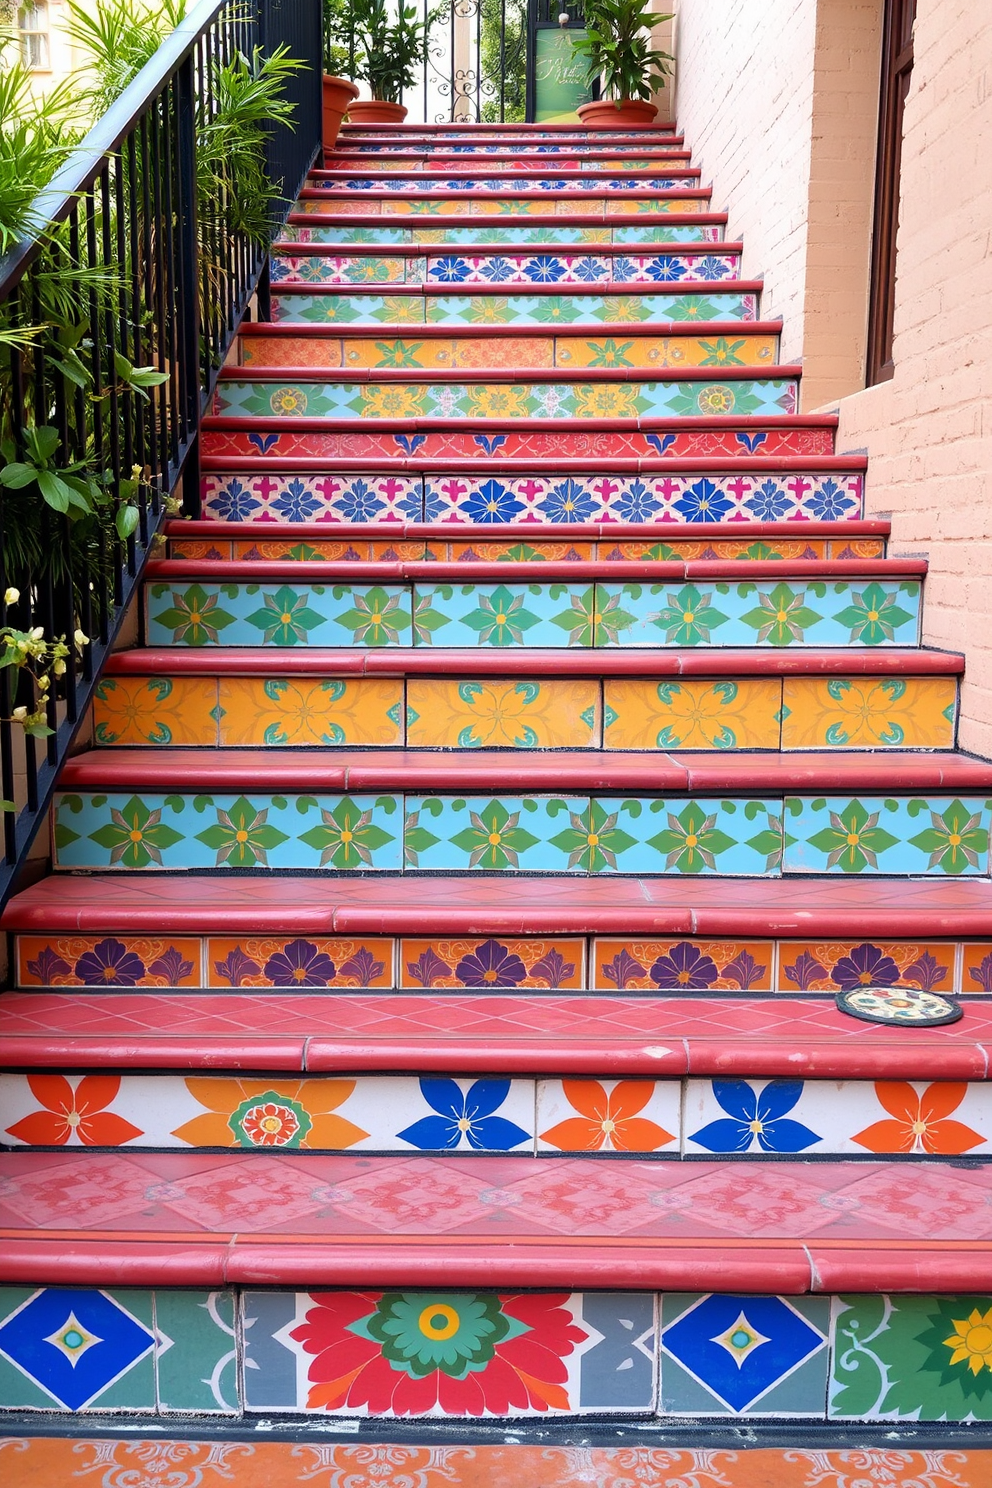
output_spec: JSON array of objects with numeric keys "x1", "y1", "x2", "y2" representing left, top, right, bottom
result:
[{"x1": 534, "y1": 28, "x2": 591, "y2": 124}]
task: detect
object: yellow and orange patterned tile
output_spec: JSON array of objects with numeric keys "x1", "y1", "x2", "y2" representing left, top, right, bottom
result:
[
  {"x1": 217, "y1": 678, "x2": 403, "y2": 747},
  {"x1": 777, "y1": 940, "x2": 954, "y2": 993},
  {"x1": 342, "y1": 336, "x2": 555, "y2": 370},
  {"x1": 206, "y1": 936, "x2": 394, "y2": 987},
  {"x1": 167, "y1": 539, "x2": 233, "y2": 560},
  {"x1": 17, "y1": 934, "x2": 203, "y2": 987},
  {"x1": 604, "y1": 538, "x2": 827, "y2": 561},
  {"x1": 448, "y1": 541, "x2": 594, "y2": 562},
  {"x1": 959, "y1": 943, "x2": 992, "y2": 993},
  {"x1": 593, "y1": 938, "x2": 774, "y2": 991},
  {"x1": 603, "y1": 678, "x2": 781, "y2": 750},
  {"x1": 829, "y1": 536, "x2": 886, "y2": 557},
  {"x1": 223, "y1": 540, "x2": 428, "y2": 561},
  {"x1": 241, "y1": 334, "x2": 343, "y2": 367},
  {"x1": 93, "y1": 676, "x2": 219, "y2": 747},
  {"x1": 781, "y1": 675, "x2": 957, "y2": 749},
  {"x1": 406, "y1": 678, "x2": 600, "y2": 749},
  {"x1": 400, "y1": 936, "x2": 585, "y2": 989},
  {"x1": 556, "y1": 333, "x2": 778, "y2": 369}
]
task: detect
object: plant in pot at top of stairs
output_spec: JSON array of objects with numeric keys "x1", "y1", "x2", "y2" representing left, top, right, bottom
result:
[
  {"x1": 322, "y1": 0, "x2": 360, "y2": 150},
  {"x1": 344, "y1": 0, "x2": 438, "y2": 124},
  {"x1": 571, "y1": 0, "x2": 673, "y2": 128}
]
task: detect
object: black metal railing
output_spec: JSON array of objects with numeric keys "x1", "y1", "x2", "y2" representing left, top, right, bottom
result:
[{"x1": 0, "y1": 0, "x2": 321, "y2": 912}]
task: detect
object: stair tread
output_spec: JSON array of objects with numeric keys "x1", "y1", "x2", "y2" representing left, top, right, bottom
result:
[
  {"x1": 1, "y1": 1148, "x2": 989, "y2": 1290},
  {"x1": 7, "y1": 873, "x2": 992, "y2": 936},
  {"x1": 144, "y1": 557, "x2": 920, "y2": 583},
  {"x1": 4, "y1": 992, "x2": 990, "y2": 1079},
  {"x1": 59, "y1": 749, "x2": 992, "y2": 793}
]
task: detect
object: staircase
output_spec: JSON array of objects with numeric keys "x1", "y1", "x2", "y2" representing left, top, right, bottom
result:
[{"x1": 1, "y1": 120, "x2": 991, "y2": 1483}]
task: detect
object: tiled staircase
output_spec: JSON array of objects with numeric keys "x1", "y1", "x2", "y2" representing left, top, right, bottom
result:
[{"x1": 2, "y1": 121, "x2": 992, "y2": 1483}]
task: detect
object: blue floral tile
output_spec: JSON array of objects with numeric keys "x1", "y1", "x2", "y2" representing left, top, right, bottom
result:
[
  {"x1": 200, "y1": 473, "x2": 421, "y2": 524},
  {"x1": 392, "y1": 1077, "x2": 533, "y2": 1152},
  {"x1": 684, "y1": 1080, "x2": 824, "y2": 1155},
  {"x1": 411, "y1": 583, "x2": 594, "y2": 648},
  {"x1": 783, "y1": 796, "x2": 992, "y2": 876},
  {"x1": 404, "y1": 795, "x2": 587, "y2": 872}
]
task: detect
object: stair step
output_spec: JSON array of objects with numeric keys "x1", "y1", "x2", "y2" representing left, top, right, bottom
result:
[
  {"x1": 269, "y1": 283, "x2": 762, "y2": 325},
  {"x1": 239, "y1": 322, "x2": 778, "y2": 373},
  {"x1": 199, "y1": 462, "x2": 867, "y2": 524},
  {"x1": 9, "y1": 871, "x2": 992, "y2": 938},
  {"x1": 283, "y1": 216, "x2": 729, "y2": 245},
  {"x1": 0, "y1": 1148, "x2": 989, "y2": 1290},
  {"x1": 317, "y1": 154, "x2": 694, "y2": 173},
  {"x1": 302, "y1": 171, "x2": 702, "y2": 193},
  {"x1": 268, "y1": 244, "x2": 743, "y2": 288},
  {"x1": 6, "y1": 992, "x2": 991, "y2": 1078},
  {"x1": 3, "y1": 1062, "x2": 991, "y2": 1157},
  {"x1": 307, "y1": 192, "x2": 712, "y2": 218}
]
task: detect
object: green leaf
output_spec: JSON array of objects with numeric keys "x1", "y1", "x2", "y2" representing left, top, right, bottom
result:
[
  {"x1": 0, "y1": 463, "x2": 38, "y2": 488},
  {"x1": 37, "y1": 470, "x2": 74, "y2": 512},
  {"x1": 116, "y1": 504, "x2": 139, "y2": 540}
]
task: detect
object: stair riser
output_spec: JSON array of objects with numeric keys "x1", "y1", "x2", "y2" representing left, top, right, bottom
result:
[
  {"x1": 239, "y1": 331, "x2": 778, "y2": 371},
  {"x1": 144, "y1": 577, "x2": 920, "y2": 650},
  {"x1": 200, "y1": 470, "x2": 865, "y2": 524},
  {"x1": 91, "y1": 674, "x2": 954, "y2": 752},
  {"x1": 3, "y1": 1071, "x2": 989, "y2": 1159},
  {"x1": 214, "y1": 379, "x2": 799, "y2": 422},
  {"x1": 52, "y1": 790, "x2": 988, "y2": 878},
  {"x1": 309, "y1": 196, "x2": 708, "y2": 216},
  {"x1": 302, "y1": 175, "x2": 700, "y2": 193},
  {"x1": 169, "y1": 538, "x2": 879, "y2": 560},
  {"x1": 320, "y1": 156, "x2": 693, "y2": 171},
  {"x1": 5, "y1": 1284, "x2": 992, "y2": 1424},
  {"x1": 269, "y1": 251, "x2": 742, "y2": 287},
  {"x1": 270, "y1": 288, "x2": 760, "y2": 325},
  {"x1": 202, "y1": 428, "x2": 839, "y2": 460},
  {"x1": 283, "y1": 224, "x2": 726, "y2": 244}
]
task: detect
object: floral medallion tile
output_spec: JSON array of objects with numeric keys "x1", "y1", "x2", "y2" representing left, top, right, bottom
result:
[
  {"x1": 781, "y1": 676, "x2": 958, "y2": 749},
  {"x1": 777, "y1": 940, "x2": 955, "y2": 993},
  {"x1": 555, "y1": 332, "x2": 777, "y2": 370},
  {"x1": 405, "y1": 678, "x2": 600, "y2": 748},
  {"x1": 243, "y1": 1289, "x2": 655, "y2": 1415},
  {"x1": 16, "y1": 935, "x2": 203, "y2": 988},
  {"x1": 661, "y1": 1293, "x2": 829, "y2": 1416},
  {"x1": 93, "y1": 677, "x2": 219, "y2": 747},
  {"x1": 200, "y1": 472, "x2": 420, "y2": 523},
  {"x1": 603, "y1": 678, "x2": 781, "y2": 750},
  {"x1": 598, "y1": 579, "x2": 921, "y2": 648},
  {"x1": 216, "y1": 678, "x2": 403, "y2": 747},
  {"x1": 271, "y1": 249, "x2": 740, "y2": 290},
  {"x1": 537, "y1": 1080, "x2": 679, "y2": 1153},
  {"x1": 399, "y1": 937, "x2": 584, "y2": 989},
  {"x1": 448, "y1": 540, "x2": 594, "y2": 561},
  {"x1": 145, "y1": 582, "x2": 414, "y2": 648},
  {"x1": 783, "y1": 796, "x2": 992, "y2": 876},
  {"x1": 206, "y1": 937, "x2": 393, "y2": 988},
  {"x1": 53, "y1": 793, "x2": 403, "y2": 872},
  {"x1": 961, "y1": 943, "x2": 992, "y2": 992},
  {"x1": 830, "y1": 1294, "x2": 992, "y2": 1421},
  {"x1": 592, "y1": 939, "x2": 774, "y2": 992}
]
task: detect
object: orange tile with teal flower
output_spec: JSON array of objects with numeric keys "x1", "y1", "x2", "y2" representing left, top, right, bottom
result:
[
  {"x1": 592, "y1": 939, "x2": 774, "y2": 992},
  {"x1": 16, "y1": 934, "x2": 203, "y2": 987},
  {"x1": 217, "y1": 678, "x2": 403, "y2": 747},
  {"x1": 206, "y1": 937, "x2": 394, "y2": 987},
  {"x1": 172, "y1": 1077, "x2": 368, "y2": 1149},
  {"x1": 405, "y1": 679, "x2": 600, "y2": 749},
  {"x1": 781, "y1": 676, "x2": 958, "y2": 749},
  {"x1": 777, "y1": 940, "x2": 954, "y2": 993},
  {"x1": 603, "y1": 679, "x2": 781, "y2": 750},
  {"x1": 400, "y1": 937, "x2": 584, "y2": 989},
  {"x1": 93, "y1": 676, "x2": 219, "y2": 747},
  {"x1": 555, "y1": 333, "x2": 777, "y2": 369}
]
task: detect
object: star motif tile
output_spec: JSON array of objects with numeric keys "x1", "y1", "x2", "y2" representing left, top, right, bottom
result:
[
  {"x1": 0, "y1": 1289, "x2": 154, "y2": 1410},
  {"x1": 661, "y1": 1294, "x2": 827, "y2": 1413}
]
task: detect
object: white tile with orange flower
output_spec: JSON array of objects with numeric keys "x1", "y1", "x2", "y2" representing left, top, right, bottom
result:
[{"x1": 536, "y1": 1079, "x2": 681, "y2": 1155}]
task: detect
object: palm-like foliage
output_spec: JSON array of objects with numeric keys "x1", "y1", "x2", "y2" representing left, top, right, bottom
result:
[{"x1": 571, "y1": 0, "x2": 673, "y2": 103}]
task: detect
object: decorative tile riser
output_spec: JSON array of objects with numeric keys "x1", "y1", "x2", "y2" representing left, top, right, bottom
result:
[
  {"x1": 16, "y1": 932, "x2": 992, "y2": 992},
  {"x1": 5, "y1": 1285, "x2": 992, "y2": 1421},
  {"x1": 202, "y1": 429, "x2": 836, "y2": 461},
  {"x1": 301, "y1": 176, "x2": 700, "y2": 193},
  {"x1": 3, "y1": 1072, "x2": 992, "y2": 1159},
  {"x1": 143, "y1": 578, "x2": 921, "y2": 650},
  {"x1": 168, "y1": 536, "x2": 882, "y2": 561},
  {"x1": 238, "y1": 331, "x2": 779, "y2": 372},
  {"x1": 200, "y1": 470, "x2": 864, "y2": 524},
  {"x1": 303, "y1": 197, "x2": 708, "y2": 216},
  {"x1": 320, "y1": 156, "x2": 693, "y2": 171},
  {"x1": 92, "y1": 674, "x2": 953, "y2": 751},
  {"x1": 215, "y1": 379, "x2": 797, "y2": 423},
  {"x1": 50, "y1": 791, "x2": 989, "y2": 877},
  {"x1": 270, "y1": 289, "x2": 760, "y2": 325},
  {"x1": 268, "y1": 251, "x2": 741, "y2": 287},
  {"x1": 283, "y1": 223, "x2": 726, "y2": 244}
]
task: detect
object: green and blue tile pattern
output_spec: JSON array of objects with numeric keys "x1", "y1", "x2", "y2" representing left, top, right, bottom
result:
[{"x1": 269, "y1": 289, "x2": 761, "y2": 326}]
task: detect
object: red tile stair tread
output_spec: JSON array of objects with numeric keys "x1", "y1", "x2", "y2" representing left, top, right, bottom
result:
[
  {"x1": 4, "y1": 992, "x2": 991, "y2": 1080},
  {"x1": 57, "y1": 749, "x2": 992, "y2": 793},
  {"x1": 7, "y1": 873, "x2": 992, "y2": 936},
  {"x1": 105, "y1": 647, "x2": 962, "y2": 678},
  {"x1": 271, "y1": 239, "x2": 738, "y2": 256},
  {"x1": 2, "y1": 1150, "x2": 992, "y2": 1290},
  {"x1": 237, "y1": 318, "x2": 779, "y2": 342},
  {"x1": 286, "y1": 211, "x2": 728, "y2": 230},
  {"x1": 217, "y1": 362, "x2": 797, "y2": 384},
  {"x1": 144, "y1": 558, "x2": 925, "y2": 582}
]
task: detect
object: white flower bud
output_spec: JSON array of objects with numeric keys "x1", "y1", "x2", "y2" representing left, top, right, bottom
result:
[
  {"x1": 11, "y1": 706, "x2": 27, "y2": 723},
  {"x1": 74, "y1": 629, "x2": 89, "y2": 648},
  {"x1": 4, "y1": 587, "x2": 19, "y2": 606}
]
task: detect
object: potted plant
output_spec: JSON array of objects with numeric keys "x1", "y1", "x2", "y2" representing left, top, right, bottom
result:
[
  {"x1": 322, "y1": 0, "x2": 360, "y2": 150},
  {"x1": 344, "y1": 0, "x2": 436, "y2": 125},
  {"x1": 571, "y1": 0, "x2": 673, "y2": 129}
]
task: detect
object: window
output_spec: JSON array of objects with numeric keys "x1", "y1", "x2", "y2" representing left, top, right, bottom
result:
[
  {"x1": 866, "y1": 0, "x2": 916, "y2": 384},
  {"x1": 18, "y1": 2, "x2": 51, "y2": 71}
]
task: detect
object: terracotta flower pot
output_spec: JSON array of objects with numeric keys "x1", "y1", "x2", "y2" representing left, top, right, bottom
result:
[
  {"x1": 346, "y1": 100, "x2": 409, "y2": 125},
  {"x1": 577, "y1": 98, "x2": 659, "y2": 129},
  {"x1": 322, "y1": 74, "x2": 360, "y2": 153}
]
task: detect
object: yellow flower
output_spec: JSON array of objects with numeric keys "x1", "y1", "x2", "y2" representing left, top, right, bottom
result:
[
  {"x1": 466, "y1": 386, "x2": 530, "y2": 418},
  {"x1": 944, "y1": 1308, "x2": 992, "y2": 1376},
  {"x1": 361, "y1": 385, "x2": 426, "y2": 419},
  {"x1": 574, "y1": 385, "x2": 639, "y2": 418}
]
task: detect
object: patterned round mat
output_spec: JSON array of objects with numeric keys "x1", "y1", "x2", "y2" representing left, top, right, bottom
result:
[{"x1": 836, "y1": 985, "x2": 963, "y2": 1026}]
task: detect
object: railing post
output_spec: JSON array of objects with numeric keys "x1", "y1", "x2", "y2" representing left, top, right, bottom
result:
[{"x1": 176, "y1": 50, "x2": 203, "y2": 517}]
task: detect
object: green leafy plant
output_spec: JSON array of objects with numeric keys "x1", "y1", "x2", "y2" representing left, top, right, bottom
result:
[
  {"x1": 323, "y1": 0, "x2": 351, "y2": 73},
  {"x1": 480, "y1": 0, "x2": 526, "y2": 123},
  {"x1": 344, "y1": 0, "x2": 438, "y2": 104},
  {"x1": 571, "y1": 0, "x2": 673, "y2": 103}
]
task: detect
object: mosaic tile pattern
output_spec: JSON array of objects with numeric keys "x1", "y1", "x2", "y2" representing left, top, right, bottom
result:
[
  {"x1": 269, "y1": 250, "x2": 741, "y2": 287},
  {"x1": 201, "y1": 469, "x2": 866, "y2": 525},
  {"x1": 405, "y1": 678, "x2": 601, "y2": 748},
  {"x1": 169, "y1": 535, "x2": 882, "y2": 562},
  {"x1": 281, "y1": 222, "x2": 724, "y2": 244},
  {"x1": 781, "y1": 675, "x2": 958, "y2": 748},
  {"x1": 0, "y1": 1287, "x2": 236, "y2": 1412},
  {"x1": 239, "y1": 331, "x2": 780, "y2": 371},
  {"x1": 603, "y1": 678, "x2": 782, "y2": 749},
  {"x1": 213, "y1": 376, "x2": 799, "y2": 422},
  {"x1": 661, "y1": 1294, "x2": 829, "y2": 1415},
  {"x1": 54, "y1": 790, "x2": 990, "y2": 877},
  {"x1": 4, "y1": 1442, "x2": 991, "y2": 1487},
  {"x1": 271, "y1": 288, "x2": 761, "y2": 326},
  {"x1": 303, "y1": 173, "x2": 698, "y2": 193},
  {"x1": 321, "y1": 156, "x2": 694, "y2": 173},
  {"x1": 310, "y1": 196, "x2": 708, "y2": 217}
]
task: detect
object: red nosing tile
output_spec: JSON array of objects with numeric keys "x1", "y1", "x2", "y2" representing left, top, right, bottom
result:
[
  {"x1": 143, "y1": 558, "x2": 923, "y2": 583},
  {"x1": 807, "y1": 1247, "x2": 992, "y2": 1293},
  {"x1": 216, "y1": 362, "x2": 798, "y2": 385},
  {"x1": 238, "y1": 318, "x2": 775, "y2": 343}
]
